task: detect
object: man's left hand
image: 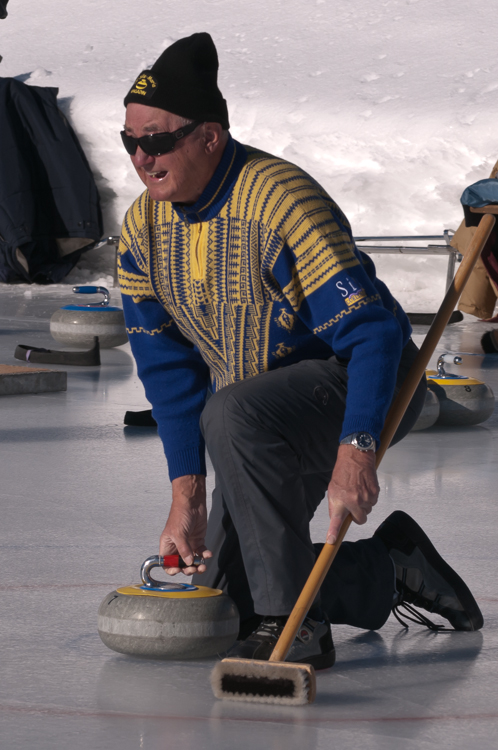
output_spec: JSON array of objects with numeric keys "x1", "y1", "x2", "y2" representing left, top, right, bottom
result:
[
  {"x1": 326, "y1": 444, "x2": 379, "y2": 544},
  {"x1": 159, "y1": 474, "x2": 211, "y2": 576}
]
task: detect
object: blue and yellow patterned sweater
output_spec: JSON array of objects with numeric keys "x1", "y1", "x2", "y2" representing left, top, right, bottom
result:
[{"x1": 118, "y1": 135, "x2": 411, "y2": 480}]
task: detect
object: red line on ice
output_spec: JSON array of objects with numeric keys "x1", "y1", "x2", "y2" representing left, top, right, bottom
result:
[{"x1": 1, "y1": 703, "x2": 498, "y2": 725}]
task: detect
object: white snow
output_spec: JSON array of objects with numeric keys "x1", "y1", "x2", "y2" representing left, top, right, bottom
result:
[{"x1": 2, "y1": 0, "x2": 498, "y2": 312}]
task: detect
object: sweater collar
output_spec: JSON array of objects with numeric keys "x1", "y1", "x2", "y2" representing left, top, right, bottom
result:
[{"x1": 171, "y1": 134, "x2": 247, "y2": 224}]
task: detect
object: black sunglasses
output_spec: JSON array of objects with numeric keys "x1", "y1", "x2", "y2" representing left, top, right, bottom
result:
[{"x1": 120, "y1": 121, "x2": 202, "y2": 156}]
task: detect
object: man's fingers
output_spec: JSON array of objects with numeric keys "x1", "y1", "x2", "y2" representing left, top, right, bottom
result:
[
  {"x1": 327, "y1": 446, "x2": 380, "y2": 535},
  {"x1": 180, "y1": 563, "x2": 204, "y2": 575},
  {"x1": 159, "y1": 533, "x2": 193, "y2": 563},
  {"x1": 194, "y1": 546, "x2": 211, "y2": 558},
  {"x1": 175, "y1": 544, "x2": 198, "y2": 567},
  {"x1": 179, "y1": 548, "x2": 212, "y2": 576},
  {"x1": 163, "y1": 547, "x2": 212, "y2": 576},
  {"x1": 326, "y1": 504, "x2": 349, "y2": 544},
  {"x1": 327, "y1": 497, "x2": 373, "y2": 543}
]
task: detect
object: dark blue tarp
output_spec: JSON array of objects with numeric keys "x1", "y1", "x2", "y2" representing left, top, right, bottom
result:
[
  {"x1": 0, "y1": 77, "x2": 103, "y2": 283},
  {"x1": 461, "y1": 178, "x2": 498, "y2": 209}
]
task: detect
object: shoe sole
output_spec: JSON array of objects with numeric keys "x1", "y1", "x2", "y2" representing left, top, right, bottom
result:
[{"x1": 375, "y1": 511, "x2": 483, "y2": 631}]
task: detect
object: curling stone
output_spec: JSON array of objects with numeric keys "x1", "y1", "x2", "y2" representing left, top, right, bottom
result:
[
  {"x1": 98, "y1": 555, "x2": 239, "y2": 659},
  {"x1": 411, "y1": 387, "x2": 440, "y2": 431},
  {"x1": 50, "y1": 286, "x2": 128, "y2": 348},
  {"x1": 426, "y1": 353, "x2": 495, "y2": 427}
]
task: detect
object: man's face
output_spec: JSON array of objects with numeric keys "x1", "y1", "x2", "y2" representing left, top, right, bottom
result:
[{"x1": 124, "y1": 103, "x2": 211, "y2": 204}]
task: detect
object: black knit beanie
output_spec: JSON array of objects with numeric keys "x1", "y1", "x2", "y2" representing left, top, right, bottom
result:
[{"x1": 124, "y1": 32, "x2": 229, "y2": 129}]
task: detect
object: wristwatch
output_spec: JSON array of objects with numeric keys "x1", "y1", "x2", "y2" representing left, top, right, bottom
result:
[{"x1": 340, "y1": 432, "x2": 376, "y2": 452}]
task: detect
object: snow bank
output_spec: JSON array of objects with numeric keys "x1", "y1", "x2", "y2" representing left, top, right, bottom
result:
[{"x1": 2, "y1": 0, "x2": 498, "y2": 311}]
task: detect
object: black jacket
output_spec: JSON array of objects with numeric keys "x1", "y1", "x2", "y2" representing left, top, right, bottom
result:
[{"x1": 0, "y1": 77, "x2": 103, "y2": 283}]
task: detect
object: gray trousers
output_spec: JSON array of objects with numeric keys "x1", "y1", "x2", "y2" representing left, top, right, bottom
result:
[{"x1": 193, "y1": 340, "x2": 426, "y2": 630}]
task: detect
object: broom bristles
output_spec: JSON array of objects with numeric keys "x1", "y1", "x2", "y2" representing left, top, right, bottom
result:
[{"x1": 210, "y1": 658, "x2": 316, "y2": 705}]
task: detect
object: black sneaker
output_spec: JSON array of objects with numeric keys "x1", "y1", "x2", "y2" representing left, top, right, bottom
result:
[
  {"x1": 374, "y1": 510, "x2": 483, "y2": 632},
  {"x1": 227, "y1": 615, "x2": 335, "y2": 670},
  {"x1": 481, "y1": 330, "x2": 498, "y2": 354}
]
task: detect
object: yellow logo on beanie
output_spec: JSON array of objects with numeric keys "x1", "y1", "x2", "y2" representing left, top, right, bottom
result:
[{"x1": 129, "y1": 73, "x2": 158, "y2": 99}]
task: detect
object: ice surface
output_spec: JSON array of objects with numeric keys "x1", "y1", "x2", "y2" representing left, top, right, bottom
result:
[{"x1": 0, "y1": 289, "x2": 497, "y2": 749}]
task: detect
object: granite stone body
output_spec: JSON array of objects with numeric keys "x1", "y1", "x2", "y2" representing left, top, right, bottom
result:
[
  {"x1": 411, "y1": 388, "x2": 441, "y2": 431},
  {"x1": 98, "y1": 589, "x2": 240, "y2": 659},
  {"x1": 50, "y1": 308, "x2": 128, "y2": 349},
  {"x1": 428, "y1": 380, "x2": 495, "y2": 426}
]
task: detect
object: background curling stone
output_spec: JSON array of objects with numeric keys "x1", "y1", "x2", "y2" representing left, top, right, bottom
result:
[
  {"x1": 98, "y1": 584, "x2": 239, "y2": 659},
  {"x1": 411, "y1": 387, "x2": 440, "y2": 431},
  {"x1": 426, "y1": 370, "x2": 495, "y2": 427},
  {"x1": 50, "y1": 285, "x2": 128, "y2": 349}
]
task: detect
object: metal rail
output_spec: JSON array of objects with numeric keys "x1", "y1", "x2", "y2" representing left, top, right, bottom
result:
[
  {"x1": 354, "y1": 230, "x2": 462, "y2": 292},
  {"x1": 99, "y1": 231, "x2": 463, "y2": 293}
]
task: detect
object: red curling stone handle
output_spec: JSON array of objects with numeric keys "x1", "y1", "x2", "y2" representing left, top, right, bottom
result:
[{"x1": 161, "y1": 554, "x2": 204, "y2": 568}]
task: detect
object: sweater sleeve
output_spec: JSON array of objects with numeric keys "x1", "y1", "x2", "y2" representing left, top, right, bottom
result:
[
  {"x1": 118, "y1": 210, "x2": 210, "y2": 481},
  {"x1": 269, "y1": 193, "x2": 406, "y2": 445}
]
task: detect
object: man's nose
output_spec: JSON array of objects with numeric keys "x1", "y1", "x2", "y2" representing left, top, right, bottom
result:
[{"x1": 132, "y1": 146, "x2": 154, "y2": 167}]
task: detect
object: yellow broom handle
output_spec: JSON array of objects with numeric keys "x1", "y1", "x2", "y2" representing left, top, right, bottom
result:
[{"x1": 269, "y1": 212, "x2": 495, "y2": 663}]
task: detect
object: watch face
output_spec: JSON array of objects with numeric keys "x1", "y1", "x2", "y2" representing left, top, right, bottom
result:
[{"x1": 355, "y1": 433, "x2": 374, "y2": 450}]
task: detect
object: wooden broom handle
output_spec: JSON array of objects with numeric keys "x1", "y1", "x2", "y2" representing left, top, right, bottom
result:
[{"x1": 269, "y1": 212, "x2": 496, "y2": 663}]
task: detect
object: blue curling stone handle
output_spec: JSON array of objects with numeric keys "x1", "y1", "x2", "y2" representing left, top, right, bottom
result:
[
  {"x1": 73, "y1": 286, "x2": 101, "y2": 294},
  {"x1": 61, "y1": 305, "x2": 122, "y2": 312}
]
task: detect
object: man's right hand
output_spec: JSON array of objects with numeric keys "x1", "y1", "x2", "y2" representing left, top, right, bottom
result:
[
  {"x1": 326, "y1": 444, "x2": 379, "y2": 544},
  {"x1": 159, "y1": 474, "x2": 212, "y2": 576}
]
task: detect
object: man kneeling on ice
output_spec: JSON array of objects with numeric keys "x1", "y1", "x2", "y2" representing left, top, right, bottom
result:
[{"x1": 118, "y1": 32, "x2": 483, "y2": 668}]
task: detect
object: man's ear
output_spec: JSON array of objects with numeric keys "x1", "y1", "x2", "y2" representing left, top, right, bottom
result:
[{"x1": 203, "y1": 122, "x2": 224, "y2": 153}]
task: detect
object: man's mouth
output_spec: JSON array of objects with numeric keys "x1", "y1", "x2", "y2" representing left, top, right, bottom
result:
[{"x1": 146, "y1": 171, "x2": 168, "y2": 180}]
